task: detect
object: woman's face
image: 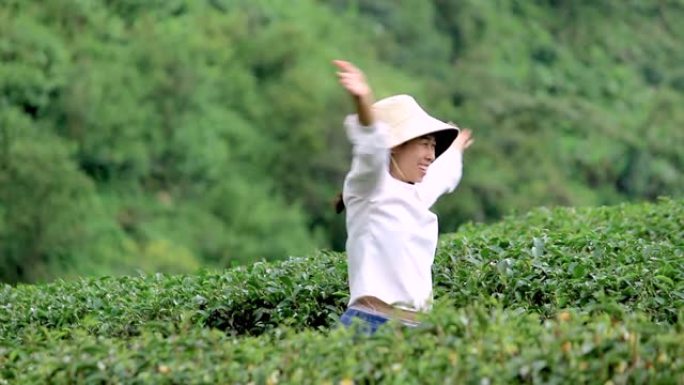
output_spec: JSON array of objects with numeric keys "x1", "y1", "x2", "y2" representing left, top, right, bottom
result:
[{"x1": 390, "y1": 134, "x2": 436, "y2": 183}]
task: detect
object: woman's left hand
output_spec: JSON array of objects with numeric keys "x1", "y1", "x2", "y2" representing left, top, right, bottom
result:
[{"x1": 453, "y1": 128, "x2": 474, "y2": 151}]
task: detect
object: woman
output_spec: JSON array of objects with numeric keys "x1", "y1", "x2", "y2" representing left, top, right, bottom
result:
[{"x1": 333, "y1": 60, "x2": 474, "y2": 334}]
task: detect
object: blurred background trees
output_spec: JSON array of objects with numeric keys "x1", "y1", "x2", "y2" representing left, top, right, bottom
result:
[{"x1": 1, "y1": 0, "x2": 682, "y2": 283}]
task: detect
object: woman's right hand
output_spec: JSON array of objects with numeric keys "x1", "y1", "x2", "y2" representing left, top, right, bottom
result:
[
  {"x1": 333, "y1": 59, "x2": 374, "y2": 125},
  {"x1": 333, "y1": 60, "x2": 372, "y2": 99}
]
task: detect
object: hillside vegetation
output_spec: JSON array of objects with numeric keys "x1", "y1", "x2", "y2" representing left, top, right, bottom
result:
[
  {"x1": 2, "y1": 0, "x2": 683, "y2": 283},
  {"x1": 1, "y1": 198, "x2": 682, "y2": 383}
]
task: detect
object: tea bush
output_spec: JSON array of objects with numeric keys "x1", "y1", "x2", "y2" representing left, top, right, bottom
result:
[
  {"x1": 0, "y1": 198, "x2": 682, "y2": 383},
  {"x1": 1, "y1": 305, "x2": 683, "y2": 384},
  {"x1": 1, "y1": 198, "x2": 681, "y2": 341}
]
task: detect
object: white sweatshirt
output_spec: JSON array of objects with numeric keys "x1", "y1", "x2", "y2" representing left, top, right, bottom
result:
[{"x1": 343, "y1": 116, "x2": 463, "y2": 311}]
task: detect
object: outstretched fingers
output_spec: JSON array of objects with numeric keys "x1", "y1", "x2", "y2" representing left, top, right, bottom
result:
[
  {"x1": 333, "y1": 60, "x2": 360, "y2": 74},
  {"x1": 333, "y1": 59, "x2": 371, "y2": 97},
  {"x1": 455, "y1": 128, "x2": 474, "y2": 150}
]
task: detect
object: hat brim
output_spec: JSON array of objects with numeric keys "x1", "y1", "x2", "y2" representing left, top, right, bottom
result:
[
  {"x1": 432, "y1": 128, "x2": 459, "y2": 158},
  {"x1": 390, "y1": 122, "x2": 459, "y2": 159}
]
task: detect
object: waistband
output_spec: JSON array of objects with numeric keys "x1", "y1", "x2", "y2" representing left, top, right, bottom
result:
[{"x1": 350, "y1": 296, "x2": 421, "y2": 324}]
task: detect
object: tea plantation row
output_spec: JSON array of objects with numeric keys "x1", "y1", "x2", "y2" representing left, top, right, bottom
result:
[
  {"x1": 1, "y1": 198, "x2": 682, "y2": 383},
  {"x1": 2, "y1": 305, "x2": 683, "y2": 384},
  {"x1": 1, "y1": 198, "x2": 681, "y2": 342}
]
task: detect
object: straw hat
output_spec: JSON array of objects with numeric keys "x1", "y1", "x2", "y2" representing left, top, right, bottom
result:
[{"x1": 372, "y1": 95, "x2": 459, "y2": 159}]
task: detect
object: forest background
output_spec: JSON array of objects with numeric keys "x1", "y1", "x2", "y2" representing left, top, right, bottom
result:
[{"x1": 1, "y1": 0, "x2": 682, "y2": 284}]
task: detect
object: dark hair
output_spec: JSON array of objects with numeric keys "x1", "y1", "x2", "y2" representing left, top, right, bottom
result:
[{"x1": 333, "y1": 192, "x2": 345, "y2": 214}]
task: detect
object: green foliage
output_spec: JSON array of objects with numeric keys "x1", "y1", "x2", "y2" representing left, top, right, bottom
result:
[
  {"x1": 1, "y1": 0, "x2": 683, "y2": 281},
  {"x1": 436, "y1": 198, "x2": 684, "y2": 322},
  {"x1": 1, "y1": 198, "x2": 680, "y2": 342},
  {"x1": 0, "y1": 199, "x2": 682, "y2": 383},
  {"x1": 0, "y1": 107, "x2": 125, "y2": 283},
  {"x1": 429, "y1": 0, "x2": 684, "y2": 230},
  {"x1": 2, "y1": 306, "x2": 683, "y2": 384},
  {"x1": 1, "y1": 1, "x2": 324, "y2": 281}
]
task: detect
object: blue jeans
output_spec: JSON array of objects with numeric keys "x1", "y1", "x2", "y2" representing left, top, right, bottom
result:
[{"x1": 339, "y1": 307, "x2": 390, "y2": 335}]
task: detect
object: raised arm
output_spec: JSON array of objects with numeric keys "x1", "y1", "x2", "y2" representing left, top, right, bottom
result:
[
  {"x1": 334, "y1": 60, "x2": 389, "y2": 199},
  {"x1": 333, "y1": 60, "x2": 374, "y2": 125}
]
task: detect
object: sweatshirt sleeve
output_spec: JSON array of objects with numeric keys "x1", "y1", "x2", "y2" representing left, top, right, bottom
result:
[
  {"x1": 416, "y1": 146, "x2": 463, "y2": 208},
  {"x1": 343, "y1": 115, "x2": 390, "y2": 199}
]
